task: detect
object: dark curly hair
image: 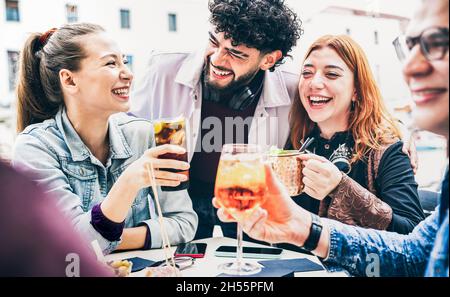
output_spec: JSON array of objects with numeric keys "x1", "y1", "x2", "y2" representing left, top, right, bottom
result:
[{"x1": 209, "y1": 0, "x2": 303, "y2": 71}]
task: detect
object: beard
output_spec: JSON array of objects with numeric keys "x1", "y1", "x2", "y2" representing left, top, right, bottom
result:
[{"x1": 203, "y1": 58, "x2": 261, "y2": 96}]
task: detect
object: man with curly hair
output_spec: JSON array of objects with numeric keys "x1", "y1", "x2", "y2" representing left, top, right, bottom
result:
[{"x1": 131, "y1": 0, "x2": 303, "y2": 239}]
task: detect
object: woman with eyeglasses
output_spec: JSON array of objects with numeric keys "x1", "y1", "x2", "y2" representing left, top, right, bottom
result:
[
  {"x1": 284, "y1": 35, "x2": 425, "y2": 235},
  {"x1": 215, "y1": 0, "x2": 448, "y2": 276}
]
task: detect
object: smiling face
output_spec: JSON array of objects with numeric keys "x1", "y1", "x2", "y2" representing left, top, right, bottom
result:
[
  {"x1": 68, "y1": 33, "x2": 133, "y2": 117},
  {"x1": 204, "y1": 31, "x2": 273, "y2": 93},
  {"x1": 403, "y1": 0, "x2": 449, "y2": 137},
  {"x1": 299, "y1": 47, "x2": 355, "y2": 133}
]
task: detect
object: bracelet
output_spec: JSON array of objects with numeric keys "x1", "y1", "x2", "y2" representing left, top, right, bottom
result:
[{"x1": 302, "y1": 213, "x2": 323, "y2": 252}]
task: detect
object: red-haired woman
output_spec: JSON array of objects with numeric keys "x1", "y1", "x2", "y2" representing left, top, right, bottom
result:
[{"x1": 288, "y1": 35, "x2": 425, "y2": 234}]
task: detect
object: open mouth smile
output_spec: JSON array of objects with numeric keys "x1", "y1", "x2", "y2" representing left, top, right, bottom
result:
[
  {"x1": 112, "y1": 87, "x2": 130, "y2": 100},
  {"x1": 210, "y1": 64, "x2": 234, "y2": 80},
  {"x1": 308, "y1": 96, "x2": 333, "y2": 108}
]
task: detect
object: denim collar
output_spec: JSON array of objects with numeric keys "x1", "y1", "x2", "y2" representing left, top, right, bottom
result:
[{"x1": 55, "y1": 108, "x2": 133, "y2": 162}]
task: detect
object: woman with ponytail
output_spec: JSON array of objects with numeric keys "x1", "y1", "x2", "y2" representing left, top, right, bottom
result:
[{"x1": 13, "y1": 23, "x2": 197, "y2": 254}]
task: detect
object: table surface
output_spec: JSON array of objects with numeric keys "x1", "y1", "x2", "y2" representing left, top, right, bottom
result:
[{"x1": 105, "y1": 237, "x2": 347, "y2": 277}]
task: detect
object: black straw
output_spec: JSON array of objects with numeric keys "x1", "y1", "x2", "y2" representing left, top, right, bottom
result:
[{"x1": 299, "y1": 137, "x2": 315, "y2": 153}]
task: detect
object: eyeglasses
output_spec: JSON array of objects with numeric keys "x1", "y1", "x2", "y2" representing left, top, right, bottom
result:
[
  {"x1": 393, "y1": 27, "x2": 449, "y2": 61},
  {"x1": 150, "y1": 256, "x2": 195, "y2": 271}
]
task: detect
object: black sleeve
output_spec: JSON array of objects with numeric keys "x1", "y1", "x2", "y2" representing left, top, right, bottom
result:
[{"x1": 376, "y1": 141, "x2": 426, "y2": 234}]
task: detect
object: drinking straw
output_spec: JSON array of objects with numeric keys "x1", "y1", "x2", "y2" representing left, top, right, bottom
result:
[
  {"x1": 147, "y1": 161, "x2": 181, "y2": 277},
  {"x1": 299, "y1": 137, "x2": 315, "y2": 153},
  {"x1": 91, "y1": 240, "x2": 106, "y2": 263}
]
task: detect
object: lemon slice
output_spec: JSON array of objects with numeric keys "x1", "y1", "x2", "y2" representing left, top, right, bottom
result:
[{"x1": 153, "y1": 121, "x2": 163, "y2": 134}]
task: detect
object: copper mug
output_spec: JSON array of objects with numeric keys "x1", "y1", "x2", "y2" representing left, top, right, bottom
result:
[{"x1": 268, "y1": 150, "x2": 304, "y2": 196}]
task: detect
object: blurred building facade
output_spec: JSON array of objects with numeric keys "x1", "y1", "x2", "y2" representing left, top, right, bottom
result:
[
  {"x1": 0, "y1": 0, "x2": 210, "y2": 107},
  {"x1": 1, "y1": 0, "x2": 422, "y2": 108}
]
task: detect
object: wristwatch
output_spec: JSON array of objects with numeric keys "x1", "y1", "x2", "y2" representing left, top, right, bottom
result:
[{"x1": 302, "y1": 213, "x2": 323, "y2": 252}]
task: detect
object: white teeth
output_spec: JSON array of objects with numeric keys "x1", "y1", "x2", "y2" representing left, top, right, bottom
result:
[
  {"x1": 309, "y1": 96, "x2": 331, "y2": 102},
  {"x1": 414, "y1": 90, "x2": 442, "y2": 96},
  {"x1": 213, "y1": 68, "x2": 232, "y2": 76},
  {"x1": 112, "y1": 88, "x2": 129, "y2": 96},
  {"x1": 309, "y1": 96, "x2": 332, "y2": 106}
]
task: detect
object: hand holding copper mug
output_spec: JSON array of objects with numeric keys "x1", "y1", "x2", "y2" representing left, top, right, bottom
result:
[
  {"x1": 268, "y1": 137, "x2": 317, "y2": 196},
  {"x1": 299, "y1": 154, "x2": 343, "y2": 200}
]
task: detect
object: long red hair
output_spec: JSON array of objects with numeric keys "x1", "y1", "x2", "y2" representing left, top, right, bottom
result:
[{"x1": 289, "y1": 35, "x2": 401, "y2": 163}]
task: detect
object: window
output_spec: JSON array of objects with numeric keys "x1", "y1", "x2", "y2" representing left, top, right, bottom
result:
[
  {"x1": 5, "y1": 0, "x2": 20, "y2": 22},
  {"x1": 374, "y1": 30, "x2": 379, "y2": 45},
  {"x1": 168, "y1": 13, "x2": 177, "y2": 32},
  {"x1": 7, "y1": 51, "x2": 19, "y2": 91},
  {"x1": 120, "y1": 9, "x2": 130, "y2": 29},
  {"x1": 125, "y1": 55, "x2": 133, "y2": 72},
  {"x1": 66, "y1": 4, "x2": 78, "y2": 23}
]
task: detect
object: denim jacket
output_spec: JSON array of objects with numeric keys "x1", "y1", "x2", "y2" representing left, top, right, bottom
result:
[
  {"x1": 324, "y1": 169, "x2": 449, "y2": 277},
  {"x1": 13, "y1": 108, "x2": 198, "y2": 254}
]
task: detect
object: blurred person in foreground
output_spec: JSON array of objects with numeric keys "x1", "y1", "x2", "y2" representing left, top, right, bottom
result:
[
  {"x1": 214, "y1": 0, "x2": 449, "y2": 277},
  {"x1": 0, "y1": 161, "x2": 112, "y2": 276}
]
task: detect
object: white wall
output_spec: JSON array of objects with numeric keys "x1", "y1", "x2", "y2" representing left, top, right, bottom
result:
[{"x1": 67, "y1": 0, "x2": 210, "y2": 86}]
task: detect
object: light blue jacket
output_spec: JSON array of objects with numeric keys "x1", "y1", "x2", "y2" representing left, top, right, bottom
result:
[
  {"x1": 13, "y1": 108, "x2": 198, "y2": 254},
  {"x1": 324, "y1": 170, "x2": 449, "y2": 277}
]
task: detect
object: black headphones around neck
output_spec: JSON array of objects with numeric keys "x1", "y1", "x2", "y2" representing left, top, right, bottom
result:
[
  {"x1": 202, "y1": 75, "x2": 264, "y2": 111},
  {"x1": 204, "y1": 85, "x2": 261, "y2": 111}
]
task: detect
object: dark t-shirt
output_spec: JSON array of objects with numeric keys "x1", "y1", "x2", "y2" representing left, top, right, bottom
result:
[
  {"x1": 0, "y1": 162, "x2": 112, "y2": 277},
  {"x1": 189, "y1": 71, "x2": 264, "y2": 197},
  {"x1": 189, "y1": 99, "x2": 259, "y2": 185}
]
